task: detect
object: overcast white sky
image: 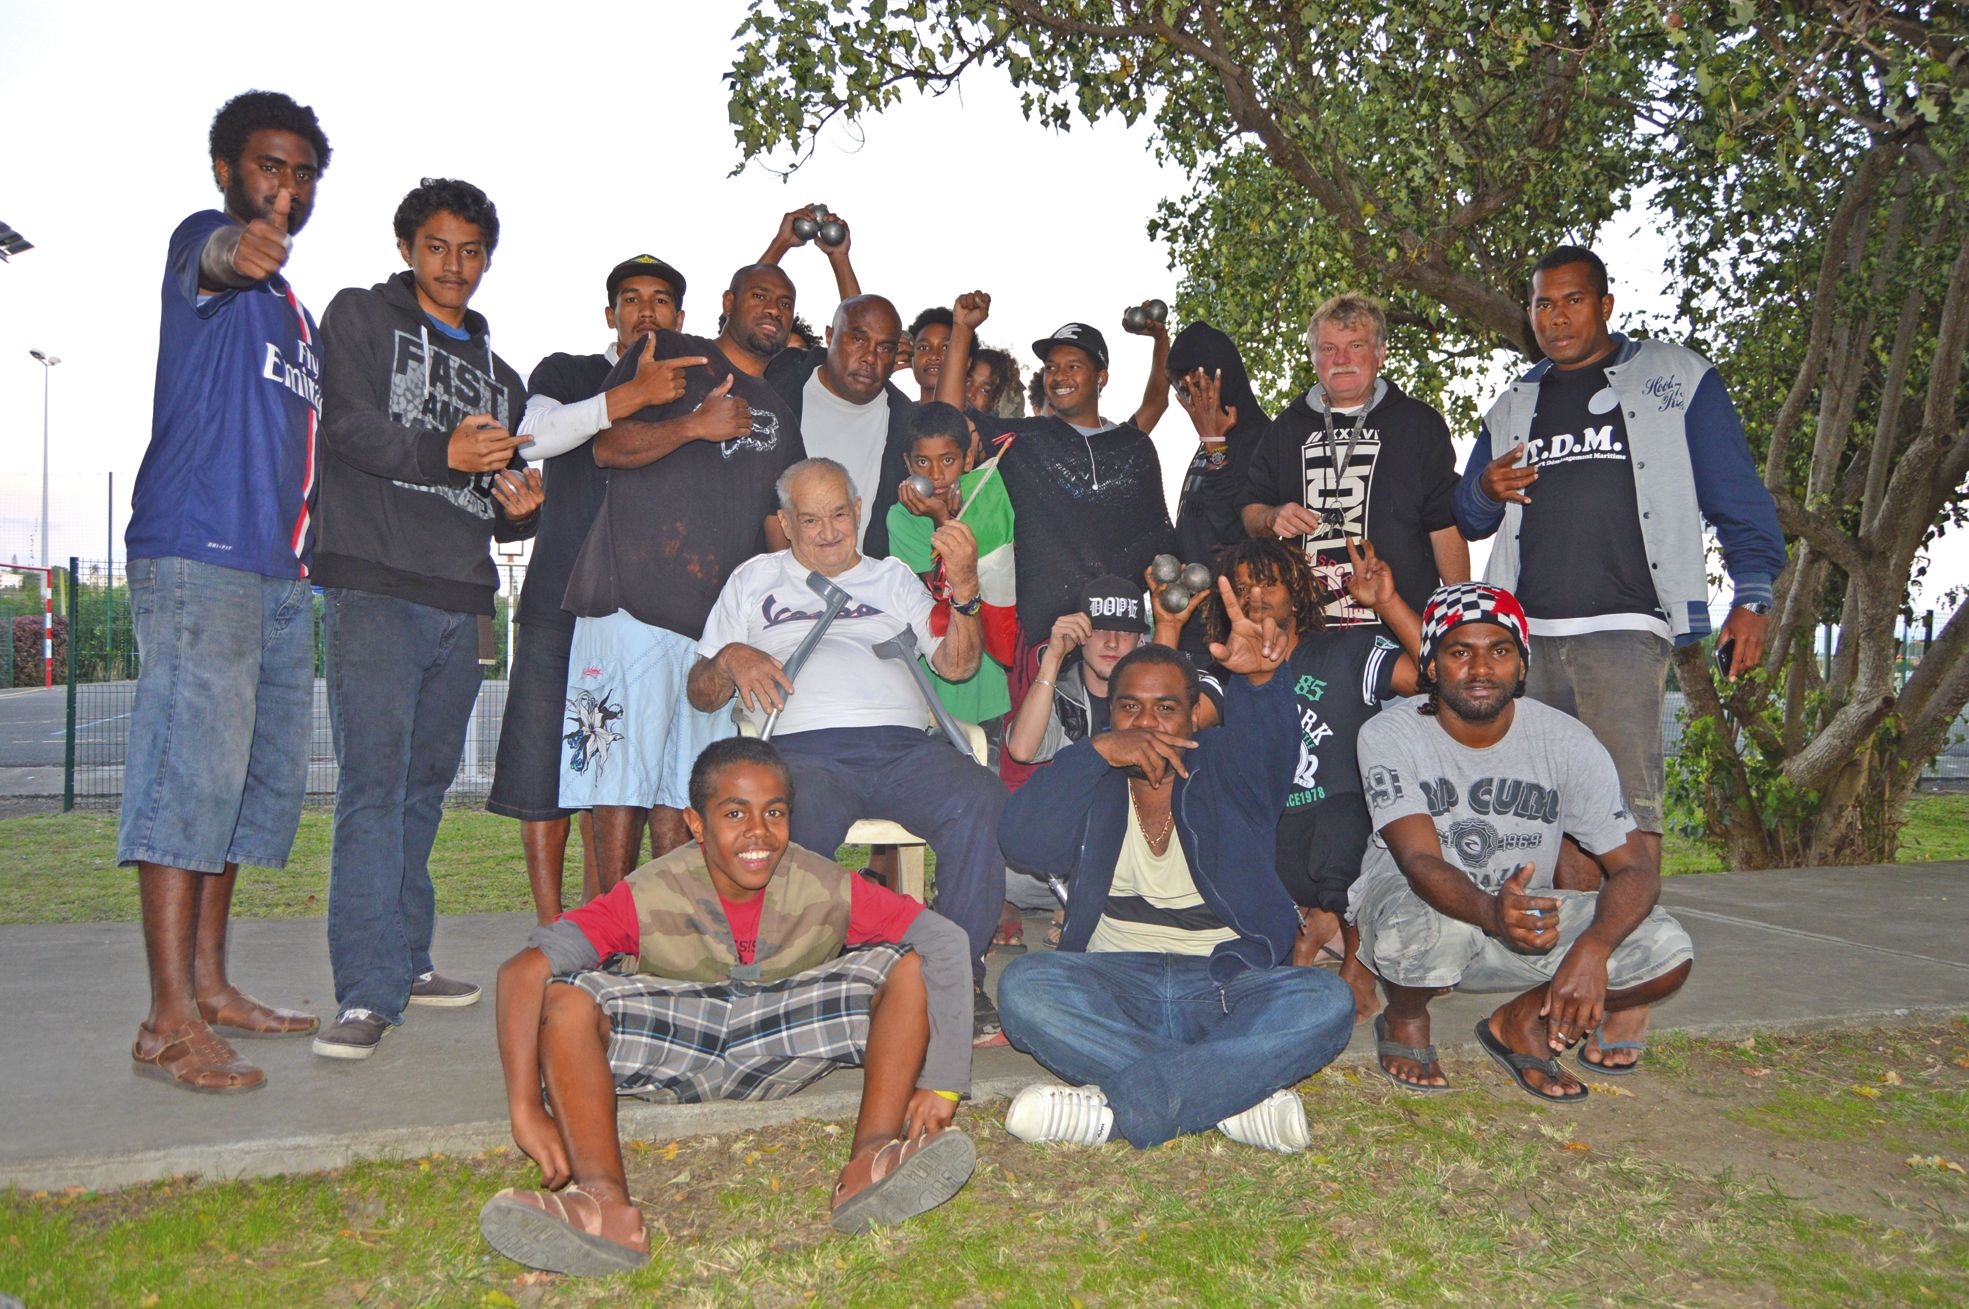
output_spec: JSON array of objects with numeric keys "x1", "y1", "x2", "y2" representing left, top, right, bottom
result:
[{"x1": 1, "y1": 1, "x2": 1958, "y2": 620}]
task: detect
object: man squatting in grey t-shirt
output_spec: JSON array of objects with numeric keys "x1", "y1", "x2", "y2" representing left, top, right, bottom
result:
[{"x1": 1350, "y1": 583, "x2": 1694, "y2": 1104}]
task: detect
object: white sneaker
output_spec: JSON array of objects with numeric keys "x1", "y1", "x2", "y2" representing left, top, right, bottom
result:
[
  {"x1": 1004, "y1": 1083, "x2": 1113, "y2": 1146},
  {"x1": 1216, "y1": 1088, "x2": 1310, "y2": 1153}
]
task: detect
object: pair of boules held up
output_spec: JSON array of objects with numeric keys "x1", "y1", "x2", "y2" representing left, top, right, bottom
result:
[
  {"x1": 1150, "y1": 553, "x2": 1213, "y2": 613},
  {"x1": 1122, "y1": 298, "x2": 1169, "y2": 333},
  {"x1": 791, "y1": 203, "x2": 848, "y2": 248}
]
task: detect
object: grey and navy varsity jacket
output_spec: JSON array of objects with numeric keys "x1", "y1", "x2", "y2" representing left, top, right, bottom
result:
[{"x1": 1452, "y1": 334, "x2": 1786, "y2": 645}]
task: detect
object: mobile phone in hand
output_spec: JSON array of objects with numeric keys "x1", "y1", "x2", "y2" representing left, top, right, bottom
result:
[{"x1": 1714, "y1": 638, "x2": 1736, "y2": 680}]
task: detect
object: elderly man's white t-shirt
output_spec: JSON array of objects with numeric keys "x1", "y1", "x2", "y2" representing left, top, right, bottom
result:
[{"x1": 697, "y1": 550, "x2": 944, "y2": 737}]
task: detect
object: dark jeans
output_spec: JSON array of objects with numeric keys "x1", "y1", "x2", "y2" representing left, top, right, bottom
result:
[
  {"x1": 324, "y1": 588, "x2": 484, "y2": 1023},
  {"x1": 773, "y1": 725, "x2": 1008, "y2": 980},
  {"x1": 998, "y1": 950, "x2": 1353, "y2": 1147}
]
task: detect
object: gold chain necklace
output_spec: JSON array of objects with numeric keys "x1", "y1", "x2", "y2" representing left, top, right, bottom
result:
[{"x1": 1129, "y1": 789, "x2": 1175, "y2": 850}]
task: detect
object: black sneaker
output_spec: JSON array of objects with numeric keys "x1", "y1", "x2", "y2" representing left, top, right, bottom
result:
[
  {"x1": 972, "y1": 983, "x2": 1004, "y2": 1046},
  {"x1": 408, "y1": 971, "x2": 481, "y2": 1007},
  {"x1": 313, "y1": 1009, "x2": 390, "y2": 1060}
]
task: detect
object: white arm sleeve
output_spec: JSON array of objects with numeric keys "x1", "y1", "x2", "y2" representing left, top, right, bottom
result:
[{"x1": 516, "y1": 391, "x2": 610, "y2": 461}]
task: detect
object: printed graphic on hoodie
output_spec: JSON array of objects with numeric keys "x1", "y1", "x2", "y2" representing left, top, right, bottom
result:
[
  {"x1": 1297, "y1": 430, "x2": 1381, "y2": 624},
  {"x1": 387, "y1": 328, "x2": 512, "y2": 519}
]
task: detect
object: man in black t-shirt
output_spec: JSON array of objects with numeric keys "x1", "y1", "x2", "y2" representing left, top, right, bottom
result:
[
  {"x1": 1239, "y1": 293, "x2": 1467, "y2": 626},
  {"x1": 488, "y1": 255, "x2": 698, "y2": 923},
  {"x1": 938, "y1": 293, "x2": 1177, "y2": 648},
  {"x1": 1169, "y1": 538, "x2": 1424, "y2": 1022},
  {"x1": 557, "y1": 264, "x2": 808, "y2": 895}
]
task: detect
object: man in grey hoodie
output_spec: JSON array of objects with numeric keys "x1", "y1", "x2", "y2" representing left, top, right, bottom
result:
[{"x1": 312, "y1": 177, "x2": 544, "y2": 1061}]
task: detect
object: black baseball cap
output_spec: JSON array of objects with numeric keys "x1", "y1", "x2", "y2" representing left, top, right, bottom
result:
[
  {"x1": 1032, "y1": 322, "x2": 1109, "y2": 370},
  {"x1": 606, "y1": 254, "x2": 687, "y2": 306},
  {"x1": 1077, "y1": 574, "x2": 1148, "y2": 633}
]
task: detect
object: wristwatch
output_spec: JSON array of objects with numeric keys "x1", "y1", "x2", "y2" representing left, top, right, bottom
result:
[{"x1": 1738, "y1": 601, "x2": 1771, "y2": 615}]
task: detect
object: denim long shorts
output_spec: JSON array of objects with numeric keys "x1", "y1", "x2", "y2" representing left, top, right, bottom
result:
[{"x1": 116, "y1": 556, "x2": 314, "y2": 873}]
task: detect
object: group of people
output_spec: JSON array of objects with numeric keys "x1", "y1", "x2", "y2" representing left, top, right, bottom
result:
[{"x1": 124, "y1": 90, "x2": 1786, "y2": 1273}]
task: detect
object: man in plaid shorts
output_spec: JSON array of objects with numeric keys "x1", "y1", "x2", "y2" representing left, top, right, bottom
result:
[{"x1": 481, "y1": 737, "x2": 976, "y2": 1275}]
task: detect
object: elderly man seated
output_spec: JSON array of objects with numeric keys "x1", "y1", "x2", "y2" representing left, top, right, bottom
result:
[{"x1": 688, "y1": 457, "x2": 1010, "y2": 1038}]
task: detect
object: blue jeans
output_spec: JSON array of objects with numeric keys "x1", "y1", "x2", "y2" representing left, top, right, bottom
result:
[
  {"x1": 324, "y1": 589, "x2": 484, "y2": 1022},
  {"x1": 117, "y1": 556, "x2": 313, "y2": 873},
  {"x1": 998, "y1": 951, "x2": 1353, "y2": 1147},
  {"x1": 773, "y1": 726, "x2": 1008, "y2": 981}
]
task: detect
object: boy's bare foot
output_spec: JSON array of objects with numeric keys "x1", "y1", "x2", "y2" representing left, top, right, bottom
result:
[{"x1": 1339, "y1": 957, "x2": 1382, "y2": 1025}]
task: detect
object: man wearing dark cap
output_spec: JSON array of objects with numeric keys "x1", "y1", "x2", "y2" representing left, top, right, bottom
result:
[
  {"x1": 1350, "y1": 582, "x2": 1694, "y2": 1104},
  {"x1": 488, "y1": 255, "x2": 702, "y2": 922},
  {"x1": 935, "y1": 295, "x2": 1177, "y2": 653},
  {"x1": 556, "y1": 262, "x2": 808, "y2": 895}
]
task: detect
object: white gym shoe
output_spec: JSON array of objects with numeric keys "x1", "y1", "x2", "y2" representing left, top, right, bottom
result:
[
  {"x1": 1216, "y1": 1088, "x2": 1310, "y2": 1153},
  {"x1": 1004, "y1": 1083, "x2": 1114, "y2": 1146}
]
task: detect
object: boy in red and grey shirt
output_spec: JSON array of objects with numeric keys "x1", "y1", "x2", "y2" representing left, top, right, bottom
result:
[{"x1": 481, "y1": 737, "x2": 975, "y2": 1275}]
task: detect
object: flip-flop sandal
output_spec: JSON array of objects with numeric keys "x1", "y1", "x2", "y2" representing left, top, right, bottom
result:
[
  {"x1": 1474, "y1": 1020, "x2": 1587, "y2": 1105},
  {"x1": 1373, "y1": 1013, "x2": 1452, "y2": 1094},
  {"x1": 479, "y1": 1185, "x2": 649, "y2": 1277},
  {"x1": 830, "y1": 1127, "x2": 977, "y2": 1234},
  {"x1": 1575, "y1": 1023, "x2": 1646, "y2": 1076},
  {"x1": 989, "y1": 905, "x2": 1027, "y2": 957}
]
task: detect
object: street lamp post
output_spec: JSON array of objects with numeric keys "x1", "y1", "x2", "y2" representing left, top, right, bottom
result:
[{"x1": 29, "y1": 350, "x2": 60, "y2": 569}]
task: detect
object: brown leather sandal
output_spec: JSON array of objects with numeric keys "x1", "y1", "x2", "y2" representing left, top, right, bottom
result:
[
  {"x1": 479, "y1": 1185, "x2": 649, "y2": 1277},
  {"x1": 199, "y1": 989, "x2": 319, "y2": 1038},
  {"x1": 829, "y1": 1127, "x2": 976, "y2": 1234},
  {"x1": 131, "y1": 1021, "x2": 267, "y2": 1094}
]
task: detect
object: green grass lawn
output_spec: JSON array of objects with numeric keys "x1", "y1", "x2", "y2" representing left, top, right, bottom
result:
[
  {"x1": 6, "y1": 793, "x2": 1967, "y2": 928},
  {"x1": 5, "y1": 1020, "x2": 1966, "y2": 1306}
]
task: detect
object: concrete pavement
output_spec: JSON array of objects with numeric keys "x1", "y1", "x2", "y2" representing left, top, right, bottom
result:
[{"x1": 2, "y1": 861, "x2": 1964, "y2": 1193}]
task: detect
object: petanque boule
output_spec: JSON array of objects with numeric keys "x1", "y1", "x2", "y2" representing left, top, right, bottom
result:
[
  {"x1": 792, "y1": 203, "x2": 829, "y2": 241},
  {"x1": 1180, "y1": 562, "x2": 1211, "y2": 592},
  {"x1": 1158, "y1": 583, "x2": 1193, "y2": 614},
  {"x1": 903, "y1": 474, "x2": 936, "y2": 499},
  {"x1": 1145, "y1": 298, "x2": 1169, "y2": 323},
  {"x1": 817, "y1": 219, "x2": 848, "y2": 247},
  {"x1": 1123, "y1": 305, "x2": 1148, "y2": 331},
  {"x1": 1150, "y1": 553, "x2": 1182, "y2": 584}
]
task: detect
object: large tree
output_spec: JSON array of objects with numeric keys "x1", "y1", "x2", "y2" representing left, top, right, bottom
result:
[{"x1": 728, "y1": 0, "x2": 1968, "y2": 865}]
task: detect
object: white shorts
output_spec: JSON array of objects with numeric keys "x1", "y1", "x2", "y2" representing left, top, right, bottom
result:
[{"x1": 558, "y1": 610, "x2": 735, "y2": 810}]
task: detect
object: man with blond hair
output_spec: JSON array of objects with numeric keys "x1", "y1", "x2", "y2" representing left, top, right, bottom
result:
[{"x1": 1238, "y1": 292, "x2": 1466, "y2": 626}]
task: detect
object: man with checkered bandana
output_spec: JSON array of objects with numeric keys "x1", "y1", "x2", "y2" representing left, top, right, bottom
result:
[{"x1": 1348, "y1": 583, "x2": 1694, "y2": 1104}]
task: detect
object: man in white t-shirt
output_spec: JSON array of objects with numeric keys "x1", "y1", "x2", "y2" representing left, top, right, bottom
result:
[
  {"x1": 688, "y1": 458, "x2": 1009, "y2": 1009},
  {"x1": 1351, "y1": 582, "x2": 1694, "y2": 1104}
]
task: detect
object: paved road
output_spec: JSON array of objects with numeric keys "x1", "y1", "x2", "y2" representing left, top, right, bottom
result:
[{"x1": 2, "y1": 860, "x2": 1964, "y2": 1192}]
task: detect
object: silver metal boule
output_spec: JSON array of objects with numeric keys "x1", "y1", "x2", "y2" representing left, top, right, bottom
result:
[
  {"x1": 1150, "y1": 553, "x2": 1182, "y2": 584},
  {"x1": 1146, "y1": 298, "x2": 1169, "y2": 322},
  {"x1": 1158, "y1": 584, "x2": 1192, "y2": 614},
  {"x1": 1180, "y1": 562, "x2": 1211, "y2": 592},
  {"x1": 904, "y1": 474, "x2": 936, "y2": 498},
  {"x1": 818, "y1": 219, "x2": 847, "y2": 247}
]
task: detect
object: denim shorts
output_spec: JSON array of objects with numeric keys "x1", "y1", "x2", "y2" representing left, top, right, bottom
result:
[
  {"x1": 117, "y1": 556, "x2": 315, "y2": 873},
  {"x1": 558, "y1": 610, "x2": 734, "y2": 811}
]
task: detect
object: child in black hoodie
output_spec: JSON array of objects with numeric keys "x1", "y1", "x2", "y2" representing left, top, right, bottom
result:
[{"x1": 312, "y1": 178, "x2": 543, "y2": 1061}]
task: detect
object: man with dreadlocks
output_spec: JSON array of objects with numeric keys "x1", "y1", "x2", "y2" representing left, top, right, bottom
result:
[
  {"x1": 1349, "y1": 583, "x2": 1694, "y2": 1103},
  {"x1": 1166, "y1": 537, "x2": 1423, "y2": 1023}
]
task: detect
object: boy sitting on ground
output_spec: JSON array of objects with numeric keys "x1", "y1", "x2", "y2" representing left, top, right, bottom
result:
[{"x1": 481, "y1": 737, "x2": 977, "y2": 1275}]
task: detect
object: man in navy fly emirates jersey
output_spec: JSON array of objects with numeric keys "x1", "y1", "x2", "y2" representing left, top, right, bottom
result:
[{"x1": 120, "y1": 91, "x2": 334, "y2": 1094}]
